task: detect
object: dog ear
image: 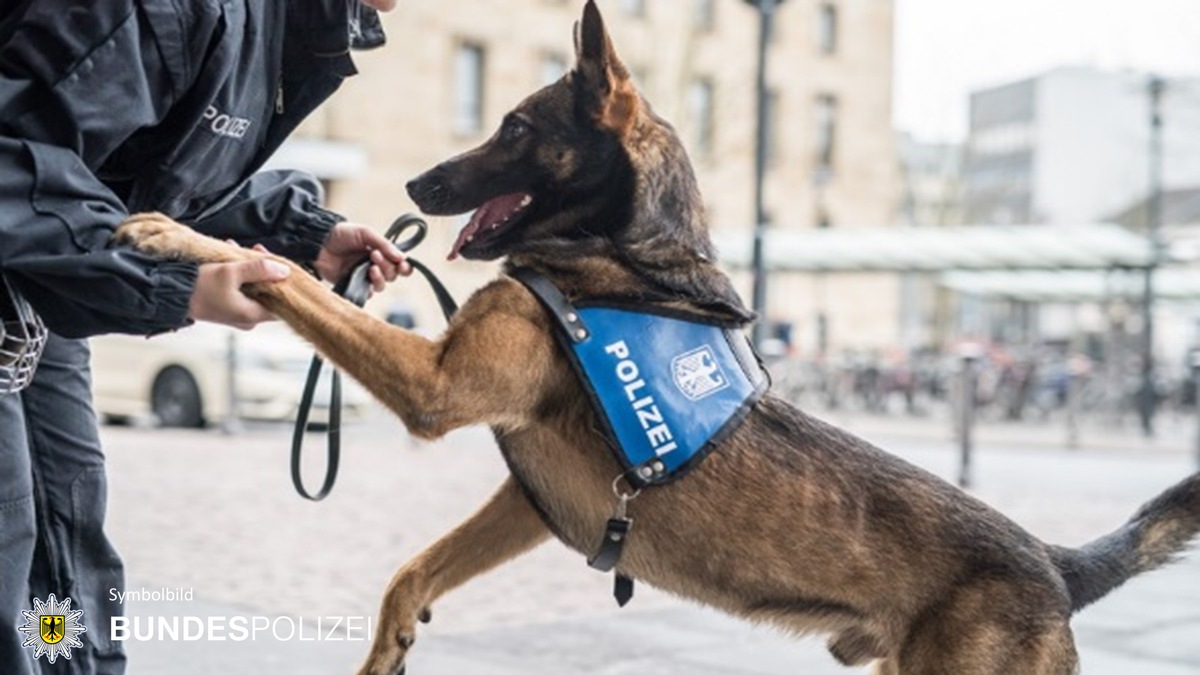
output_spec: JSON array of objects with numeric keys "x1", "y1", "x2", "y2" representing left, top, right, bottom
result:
[{"x1": 574, "y1": 0, "x2": 639, "y2": 135}]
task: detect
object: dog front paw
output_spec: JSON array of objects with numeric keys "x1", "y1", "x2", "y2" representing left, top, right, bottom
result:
[
  {"x1": 112, "y1": 213, "x2": 192, "y2": 257},
  {"x1": 113, "y1": 212, "x2": 247, "y2": 264},
  {"x1": 357, "y1": 622, "x2": 415, "y2": 675},
  {"x1": 356, "y1": 577, "x2": 432, "y2": 675}
]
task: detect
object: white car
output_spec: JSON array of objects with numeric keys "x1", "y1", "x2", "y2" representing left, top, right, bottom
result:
[{"x1": 89, "y1": 323, "x2": 373, "y2": 427}]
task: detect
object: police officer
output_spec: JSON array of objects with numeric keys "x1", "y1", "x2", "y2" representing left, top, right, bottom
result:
[{"x1": 0, "y1": 1, "x2": 403, "y2": 672}]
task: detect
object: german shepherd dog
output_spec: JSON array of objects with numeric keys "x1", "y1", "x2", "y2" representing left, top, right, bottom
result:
[{"x1": 116, "y1": 2, "x2": 1199, "y2": 673}]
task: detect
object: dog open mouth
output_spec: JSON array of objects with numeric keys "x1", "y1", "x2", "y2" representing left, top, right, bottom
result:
[{"x1": 448, "y1": 192, "x2": 533, "y2": 260}]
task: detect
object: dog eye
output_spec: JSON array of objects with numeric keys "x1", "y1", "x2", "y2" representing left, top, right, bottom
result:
[{"x1": 501, "y1": 118, "x2": 530, "y2": 143}]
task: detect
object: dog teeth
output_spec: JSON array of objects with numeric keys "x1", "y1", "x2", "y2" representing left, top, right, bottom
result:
[
  {"x1": 519, "y1": 195, "x2": 532, "y2": 207},
  {"x1": 466, "y1": 235, "x2": 474, "y2": 242}
]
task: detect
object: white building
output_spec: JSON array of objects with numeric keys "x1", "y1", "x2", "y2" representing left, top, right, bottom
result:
[{"x1": 963, "y1": 66, "x2": 1200, "y2": 226}]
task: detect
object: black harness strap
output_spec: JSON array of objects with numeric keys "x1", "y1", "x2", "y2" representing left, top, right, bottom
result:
[
  {"x1": 290, "y1": 214, "x2": 457, "y2": 501},
  {"x1": 508, "y1": 268, "x2": 591, "y2": 343},
  {"x1": 588, "y1": 512, "x2": 636, "y2": 607}
]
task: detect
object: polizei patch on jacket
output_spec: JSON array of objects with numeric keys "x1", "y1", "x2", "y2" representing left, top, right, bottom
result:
[
  {"x1": 512, "y1": 269, "x2": 767, "y2": 487},
  {"x1": 202, "y1": 106, "x2": 253, "y2": 139}
]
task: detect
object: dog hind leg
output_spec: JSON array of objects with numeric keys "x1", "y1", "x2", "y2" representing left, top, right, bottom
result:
[
  {"x1": 357, "y1": 476, "x2": 551, "y2": 675},
  {"x1": 898, "y1": 623, "x2": 1078, "y2": 675},
  {"x1": 827, "y1": 626, "x2": 887, "y2": 666},
  {"x1": 896, "y1": 579, "x2": 1078, "y2": 675}
]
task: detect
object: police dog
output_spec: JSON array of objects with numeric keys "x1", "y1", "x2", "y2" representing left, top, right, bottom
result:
[{"x1": 116, "y1": 2, "x2": 1199, "y2": 673}]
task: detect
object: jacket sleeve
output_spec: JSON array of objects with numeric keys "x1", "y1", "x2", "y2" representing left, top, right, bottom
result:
[
  {"x1": 0, "y1": 2, "x2": 197, "y2": 338},
  {"x1": 192, "y1": 169, "x2": 342, "y2": 263}
]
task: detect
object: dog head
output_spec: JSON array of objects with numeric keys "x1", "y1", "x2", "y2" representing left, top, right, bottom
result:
[{"x1": 407, "y1": 0, "x2": 751, "y2": 321}]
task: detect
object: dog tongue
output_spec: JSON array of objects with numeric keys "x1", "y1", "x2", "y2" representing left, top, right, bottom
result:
[{"x1": 448, "y1": 192, "x2": 529, "y2": 260}]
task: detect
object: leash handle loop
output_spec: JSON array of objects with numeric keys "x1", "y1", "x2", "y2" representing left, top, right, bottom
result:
[
  {"x1": 389, "y1": 214, "x2": 459, "y2": 318},
  {"x1": 291, "y1": 356, "x2": 342, "y2": 501},
  {"x1": 290, "y1": 214, "x2": 457, "y2": 502}
]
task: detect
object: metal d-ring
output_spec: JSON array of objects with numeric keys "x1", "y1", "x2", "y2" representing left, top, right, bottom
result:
[{"x1": 611, "y1": 473, "x2": 641, "y2": 504}]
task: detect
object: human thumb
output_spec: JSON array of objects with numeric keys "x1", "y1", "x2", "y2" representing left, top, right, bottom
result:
[{"x1": 238, "y1": 258, "x2": 291, "y2": 283}]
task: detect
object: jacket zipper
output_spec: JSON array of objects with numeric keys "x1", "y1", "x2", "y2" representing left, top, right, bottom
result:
[{"x1": 275, "y1": 78, "x2": 285, "y2": 115}]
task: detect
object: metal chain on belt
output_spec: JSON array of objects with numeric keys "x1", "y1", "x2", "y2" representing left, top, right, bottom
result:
[{"x1": 0, "y1": 274, "x2": 48, "y2": 397}]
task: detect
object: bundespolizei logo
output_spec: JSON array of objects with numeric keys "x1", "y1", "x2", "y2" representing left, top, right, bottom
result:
[
  {"x1": 17, "y1": 594, "x2": 87, "y2": 663},
  {"x1": 671, "y1": 345, "x2": 729, "y2": 401}
]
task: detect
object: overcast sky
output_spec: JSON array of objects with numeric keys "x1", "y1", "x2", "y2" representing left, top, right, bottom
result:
[{"x1": 894, "y1": 0, "x2": 1200, "y2": 142}]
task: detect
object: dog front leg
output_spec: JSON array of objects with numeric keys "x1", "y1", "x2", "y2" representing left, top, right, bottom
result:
[
  {"x1": 358, "y1": 476, "x2": 550, "y2": 675},
  {"x1": 115, "y1": 213, "x2": 551, "y2": 437}
]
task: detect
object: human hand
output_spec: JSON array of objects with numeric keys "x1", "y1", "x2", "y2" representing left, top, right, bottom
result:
[
  {"x1": 188, "y1": 259, "x2": 291, "y2": 330},
  {"x1": 313, "y1": 222, "x2": 412, "y2": 292}
]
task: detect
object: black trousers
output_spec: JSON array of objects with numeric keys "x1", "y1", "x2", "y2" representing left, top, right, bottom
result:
[{"x1": 0, "y1": 334, "x2": 125, "y2": 674}]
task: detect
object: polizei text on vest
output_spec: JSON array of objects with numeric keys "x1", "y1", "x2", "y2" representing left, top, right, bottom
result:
[{"x1": 605, "y1": 341, "x2": 679, "y2": 457}]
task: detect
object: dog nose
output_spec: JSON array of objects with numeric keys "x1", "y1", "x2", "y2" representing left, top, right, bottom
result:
[{"x1": 406, "y1": 172, "x2": 448, "y2": 212}]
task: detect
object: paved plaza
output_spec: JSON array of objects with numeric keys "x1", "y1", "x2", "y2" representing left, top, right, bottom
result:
[{"x1": 97, "y1": 407, "x2": 1200, "y2": 674}]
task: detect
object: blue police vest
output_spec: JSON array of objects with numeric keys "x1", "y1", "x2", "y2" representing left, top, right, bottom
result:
[{"x1": 513, "y1": 269, "x2": 768, "y2": 488}]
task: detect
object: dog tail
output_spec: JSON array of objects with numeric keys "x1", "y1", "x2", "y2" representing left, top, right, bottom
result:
[{"x1": 1051, "y1": 472, "x2": 1200, "y2": 612}]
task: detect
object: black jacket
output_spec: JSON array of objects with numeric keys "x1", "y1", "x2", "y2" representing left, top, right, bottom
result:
[{"x1": 0, "y1": 0, "x2": 384, "y2": 338}]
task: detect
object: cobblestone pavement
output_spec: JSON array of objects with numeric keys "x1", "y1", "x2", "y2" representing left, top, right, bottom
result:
[{"x1": 98, "y1": 407, "x2": 1200, "y2": 674}]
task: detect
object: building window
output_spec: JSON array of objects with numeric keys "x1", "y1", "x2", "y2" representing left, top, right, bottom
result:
[
  {"x1": 970, "y1": 122, "x2": 1033, "y2": 156},
  {"x1": 765, "y1": 90, "x2": 781, "y2": 166},
  {"x1": 816, "y1": 312, "x2": 829, "y2": 354},
  {"x1": 454, "y1": 42, "x2": 485, "y2": 135},
  {"x1": 689, "y1": 78, "x2": 715, "y2": 159},
  {"x1": 621, "y1": 0, "x2": 646, "y2": 18},
  {"x1": 766, "y1": 6, "x2": 779, "y2": 44},
  {"x1": 817, "y1": 4, "x2": 838, "y2": 55},
  {"x1": 692, "y1": 0, "x2": 715, "y2": 32},
  {"x1": 540, "y1": 52, "x2": 568, "y2": 87},
  {"x1": 815, "y1": 94, "x2": 838, "y2": 174}
]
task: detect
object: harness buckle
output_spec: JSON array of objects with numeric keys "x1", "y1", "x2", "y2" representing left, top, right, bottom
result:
[
  {"x1": 588, "y1": 473, "x2": 641, "y2": 607},
  {"x1": 611, "y1": 473, "x2": 641, "y2": 506}
]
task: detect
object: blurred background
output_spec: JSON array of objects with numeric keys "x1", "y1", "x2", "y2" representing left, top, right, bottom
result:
[
  {"x1": 92, "y1": 1, "x2": 1200, "y2": 673},
  {"x1": 102, "y1": 0, "x2": 1200, "y2": 438},
  {"x1": 92, "y1": 0, "x2": 1200, "y2": 438}
]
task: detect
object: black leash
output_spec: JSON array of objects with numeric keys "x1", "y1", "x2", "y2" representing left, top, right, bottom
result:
[{"x1": 291, "y1": 214, "x2": 458, "y2": 501}]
